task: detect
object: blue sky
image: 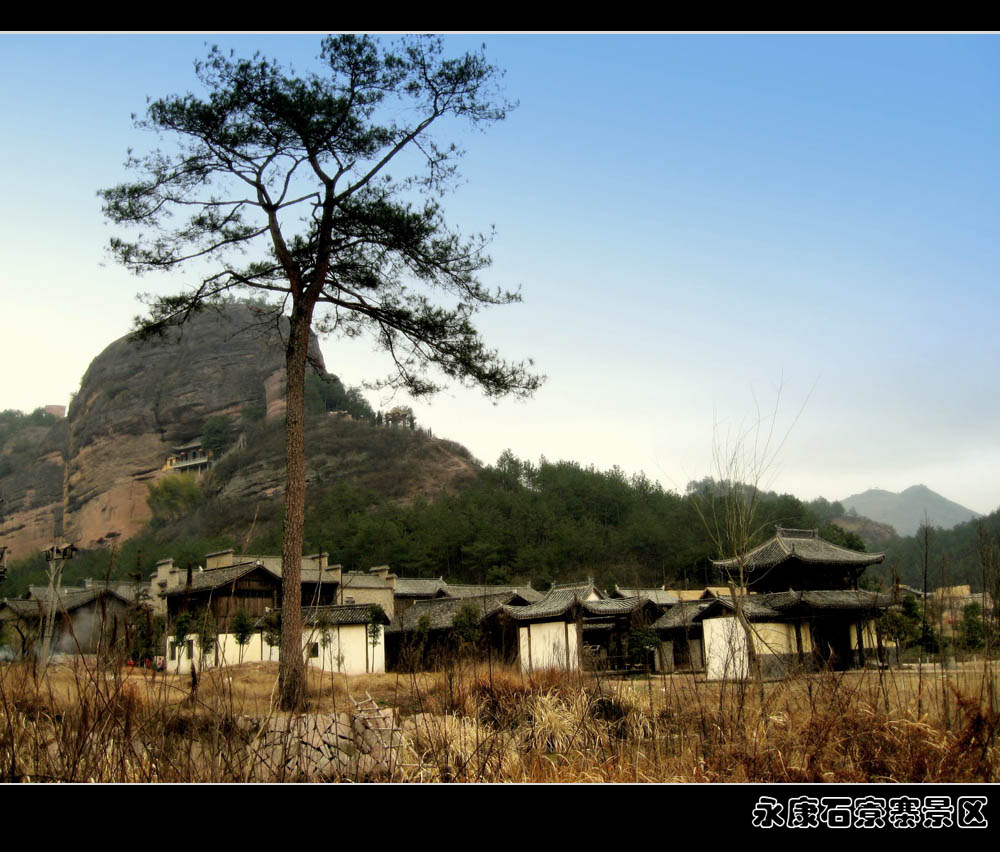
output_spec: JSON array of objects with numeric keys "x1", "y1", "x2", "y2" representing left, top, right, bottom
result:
[{"x1": 2, "y1": 33, "x2": 998, "y2": 513}]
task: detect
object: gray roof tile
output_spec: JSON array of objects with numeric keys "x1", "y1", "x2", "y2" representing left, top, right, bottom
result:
[
  {"x1": 301, "y1": 604, "x2": 390, "y2": 627},
  {"x1": 388, "y1": 591, "x2": 527, "y2": 633},
  {"x1": 712, "y1": 528, "x2": 884, "y2": 572}
]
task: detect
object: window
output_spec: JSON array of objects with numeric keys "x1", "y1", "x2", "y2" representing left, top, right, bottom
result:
[{"x1": 309, "y1": 642, "x2": 320, "y2": 658}]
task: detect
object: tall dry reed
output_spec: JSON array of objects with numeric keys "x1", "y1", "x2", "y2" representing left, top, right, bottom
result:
[{"x1": 0, "y1": 656, "x2": 995, "y2": 782}]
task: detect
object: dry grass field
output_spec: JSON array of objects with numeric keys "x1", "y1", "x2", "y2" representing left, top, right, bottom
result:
[{"x1": 0, "y1": 657, "x2": 996, "y2": 782}]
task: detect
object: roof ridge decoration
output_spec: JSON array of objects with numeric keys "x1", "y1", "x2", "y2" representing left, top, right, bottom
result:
[{"x1": 776, "y1": 527, "x2": 819, "y2": 539}]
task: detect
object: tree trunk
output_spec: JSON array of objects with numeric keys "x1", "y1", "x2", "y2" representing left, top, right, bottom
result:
[{"x1": 278, "y1": 306, "x2": 311, "y2": 710}]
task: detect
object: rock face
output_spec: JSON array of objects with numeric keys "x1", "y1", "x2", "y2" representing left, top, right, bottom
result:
[
  {"x1": 1, "y1": 305, "x2": 324, "y2": 554},
  {"x1": 211, "y1": 415, "x2": 479, "y2": 507},
  {"x1": 1, "y1": 303, "x2": 479, "y2": 560},
  {"x1": 0, "y1": 420, "x2": 68, "y2": 555}
]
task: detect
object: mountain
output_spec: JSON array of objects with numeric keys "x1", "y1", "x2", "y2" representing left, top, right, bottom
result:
[
  {"x1": 841, "y1": 485, "x2": 981, "y2": 537},
  {"x1": 0, "y1": 304, "x2": 477, "y2": 560}
]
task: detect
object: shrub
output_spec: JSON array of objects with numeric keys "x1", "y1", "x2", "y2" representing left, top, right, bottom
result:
[{"x1": 147, "y1": 476, "x2": 205, "y2": 524}]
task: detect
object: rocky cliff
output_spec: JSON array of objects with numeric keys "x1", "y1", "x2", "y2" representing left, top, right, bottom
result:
[
  {"x1": 2, "y1": 304, "x2": 457, "y2": 557},
  {"x1": 0, "y1": 418, "x2": 68, "y2": 555}
]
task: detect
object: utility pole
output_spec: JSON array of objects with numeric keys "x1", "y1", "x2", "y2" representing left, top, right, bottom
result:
[{"x1": 41, "y1": 542, "x2": 77, "y2": 666}]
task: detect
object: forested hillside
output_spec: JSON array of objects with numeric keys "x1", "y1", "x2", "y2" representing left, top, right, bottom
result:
[
  {"x1": 3, "y1": 450, "x2": 865, "y2": 597},
  {"x1": 878, "y1": 509, "x2": 1000, "y2": 595}
]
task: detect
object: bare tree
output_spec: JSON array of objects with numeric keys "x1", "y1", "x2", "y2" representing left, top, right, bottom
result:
[{"x1": 692, "y1": 389, "x2": 806, "y2": 697}]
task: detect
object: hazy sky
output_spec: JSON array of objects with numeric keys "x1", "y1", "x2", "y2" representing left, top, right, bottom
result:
[{"x1": 2, "y1": 33, "x2": 998, "y2": 514}]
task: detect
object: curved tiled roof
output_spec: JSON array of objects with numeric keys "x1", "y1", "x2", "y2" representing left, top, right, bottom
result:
[
  {"x1": 502, "y1": 588, "x2": 645, "y2": 622},
  {"x1": 387, "y1": 591, "x2": 521, "y2": 633},
  {"x1": 501, "y1": 587, "x2": 587, "y2": 621},
  {"x1": 653, "y1": 589, "x2": 893, "y2": 631},
  {"x1": 613, "y1": 586, "x2": 679, "y2": 606},
  {"x1": 163, "y1": 561, "x2": 280, "y2": 596},
  {"x1": 652, "y1": 601, "x2": 714, "y2": 630},
  {"x1": 663, "y1": 589, "x2": 894, "y2": 626},
  {"x1": 394, "y1": 577, "x2": 448, "y2": 597},
  {"x1": 2, "y1": 586, "x2": 133, "y2": 618},
  {"x1": 302, "y1": 604, "x2": 389, "y2": 627},
  {"x1": 445, "y1": 583, "x2": 542, "y2": 603},
  {"x1": 712, "y1": 528, "x2": 884, "y2": 572},
  {"x1": 764, "y1": 589, "x2": 894, "y2": 612}
]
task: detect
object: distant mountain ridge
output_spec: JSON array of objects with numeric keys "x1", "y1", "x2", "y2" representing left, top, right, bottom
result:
[{"x1": 841, "y1": 485, "x2": 980, "y2": 537}]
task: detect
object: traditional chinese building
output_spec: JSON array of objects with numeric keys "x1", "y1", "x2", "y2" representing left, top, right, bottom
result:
[
  {"x1": 678, "y1": 528, "x2": 893, "y2": 678},
  {"x1": 710, "y1": 527, "x2": 884, "y2": 592}
]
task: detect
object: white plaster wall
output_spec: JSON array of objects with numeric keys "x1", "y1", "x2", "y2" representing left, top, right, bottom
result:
[
  {"x1": 519, "y1": 621, "x2": 578, "y2": 672},
  {"x1": 703, "y1": 617, "x2": 748, "y2": 681},
  {"x1": 166, "y1": 625, "x2": 385, "y2": 676},
  {"x1": 214, "y1": 632, "x2": 279, "y2": 667},
  {"x1": 850, "y1": 620, "x2": 887, "y2": 653},
  {"x1": 799, "y1": 621, "x2": 813, "y2": 654},
  {"x1": 303, "y1": 624, "x2": 385, "y2": 675},
  {"x1": 706, "y1": 619, "x2": 808, "y2": 680},
  {"x1": 751, "y1": 622, "x2": 796, "y2": 656},
  {"x1": 518, "y1": 624, "x2": 531, "y2": 672},
  {"x1": 704, "y1": 615, "x2": 891, "y2": 681},
  {"x1": 166, "y1": 633, "x2": 221, "y2": 675}
]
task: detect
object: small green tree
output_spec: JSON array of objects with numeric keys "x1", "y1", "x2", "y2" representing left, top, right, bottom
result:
[
  {"x1": 962, "y1": 602, "x2": 985, "y2": 652},
  {"x1": 819, "y1": 522, "x2": 866, "y2": 552},
  {"x1": 452, "y1": 602, "x2": 482, "y2": 655},
  {"x1": 882, "y1": 594, "x2": 923, "y2": 654},
  {"x1": 311, "y1": 610, "x2": 334, "y2": 669},
  {"x1": 919, "y1": 618, "x2": 941, "y2": 656},
  {"x1": 624, "y1": 625, "x2": 659, "y2": 670},
  {"x1": 171, "y1": 612, "x2": 193, "y2": 672},
  {"x1": 367, "y1": 604, "x2": 385, "y2": 673},
  {"x1": 231, "y1": 606, "x2": 255, "y2": 663},
  {"x1": 147, "y1": 476, "x2": 205, "y2": 524},
  {"x1": 202, "y1": 415, "x2": 237, "y2": 457},
  {"x1": 195, "y1": 609, "x2": 217, "y2": 667},
  {"x1": 128, "y1": 608, "x2": 165, "y2": 666},
  {"x1": 263, "y1": 611, "x2": 281, "y2": 655}
]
